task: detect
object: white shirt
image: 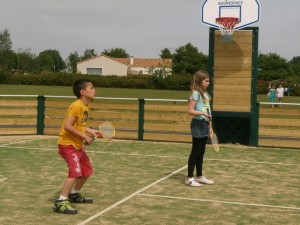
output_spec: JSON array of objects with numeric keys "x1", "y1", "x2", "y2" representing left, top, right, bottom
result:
[{"x1": 276, "y1": 87, "x2": 284, "y2": 98}]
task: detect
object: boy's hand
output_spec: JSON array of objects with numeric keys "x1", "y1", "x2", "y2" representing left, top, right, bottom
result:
[
  {"x1": 83, "y1": 130, "x2": 103, "y2": 146},
  {"x1": 86, "y1": 127, "x2": 103, "y2": 140},
  {"x1": 92, "y1": 129, "x2": 103, "y2": 139},
  {"x1": 83, "y1": 135, "x2": 94, "y2": 146}
]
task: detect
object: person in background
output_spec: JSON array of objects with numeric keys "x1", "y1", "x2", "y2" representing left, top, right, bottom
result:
[
  {"x1": 284, "y1": 86, "x2": 291, "y2": 96},
  {"x1": 276, "y1": 84, "x2": 285, "y2": 107},
  {"x1": 268, "y1": 84, "x2": 276, "y2": 108}
]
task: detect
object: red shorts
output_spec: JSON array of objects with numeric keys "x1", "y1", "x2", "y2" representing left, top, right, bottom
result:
[{"x1": 58, "y1": 145, "x2": 93, "y2": 178}]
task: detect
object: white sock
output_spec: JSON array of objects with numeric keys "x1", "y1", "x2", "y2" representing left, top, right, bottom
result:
[
  {"x1": 70, "y1": 188, "x2": 79, "y2": 194},
  {"x1": 58, "y1": 195, "x2": 68, "y2": 200}
]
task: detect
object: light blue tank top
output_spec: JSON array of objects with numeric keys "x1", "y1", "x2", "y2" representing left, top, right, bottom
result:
[{"x1": 190, "y1": 90, "x2": 210, "y2": 121}]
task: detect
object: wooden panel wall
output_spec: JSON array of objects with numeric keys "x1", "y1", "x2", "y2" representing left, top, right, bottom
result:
[
  {"x1": 1, "y1": 97, "x2": 299, "y2": 148},
  {"x1": 258, "y1": 107, "x2": 300, "y2": 149},
  {"x1": 0, "y1": 99, "x2": 37, "y2": 135},
  {"x1": 44, "y1": 99, "x2": 139, "y2": 140},
  {"x1": 44, "y1": 100, "x2": 70, "y2": 136},
  {"x1": 45, "y1": 99, "x2": 191, "y2": 142},
  {"x1": 213, "y1": 30, "x2": 253, "y2": 112},
  {"x1": 143, "y1": 102, "x2": 190, "y2": 142}
]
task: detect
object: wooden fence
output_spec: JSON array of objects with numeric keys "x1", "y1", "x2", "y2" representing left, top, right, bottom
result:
[
  {"x1": 258, "y1": 102, "x2": 300, "y2": 149},
  {"x1": 0, "y1": 95, "x2": 38, "y2": 135},
  {"x1": 43, "y1": 96, "x2": 190, "y2": 142},
  {"x1": 0, "y1": 95, "x2": 299, "y2": 149},
  {"x1": 44, "y1": 97, "x2": 141, "y2": 140}
]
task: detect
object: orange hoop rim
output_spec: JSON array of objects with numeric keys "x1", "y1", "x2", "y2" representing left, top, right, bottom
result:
[
  {"x1": 215, "y1": 17, "x2": 239, "y2": 42},
  {"x1": 216, "y1": 17, "x2": 239, "y2": 29}
]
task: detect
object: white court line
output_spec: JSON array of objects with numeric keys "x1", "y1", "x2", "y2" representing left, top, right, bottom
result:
[
  {"x1": 89, "y1": 151, "x2": 185, "y2": 159},
  {"x1": 0, "y1": 136, "x2": 52, "y2": 147},
  {"x1": 0, "y1": 178, "x2": 8, "y2": 182},
  {"x1": 76, "y1": 165, "x2": 187, "y2": 225},
  {"x1": 138, "y1": 193, "x2": 300, "y2": 211},
  {"x1": 0, "y1": 146, "x2": 57, "y2": 151},
  {"x1": 206, "y1": 158, "x2": 298, "y2": 166},
  {"x1": 79, "y1": 151, "x2": 300, "y2": 166},
  {"x1": 0, "y1": 146, "x2": 297, "y2": 167}
]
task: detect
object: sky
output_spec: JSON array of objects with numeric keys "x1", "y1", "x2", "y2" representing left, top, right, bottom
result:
[{"x1": 1, "y1": 0, "x2": 299, "y2": 60}]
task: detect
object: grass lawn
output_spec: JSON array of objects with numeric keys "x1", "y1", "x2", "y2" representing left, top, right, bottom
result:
[
  {"x1": 0, "y1": 84, "x2": 189, "y2": 100},
  {"x1": 0, "y1": 136, "x2": 299, "y2": 225},
  {"x1": 1, "y1": 84, "x2": 300, "y2": 103}
]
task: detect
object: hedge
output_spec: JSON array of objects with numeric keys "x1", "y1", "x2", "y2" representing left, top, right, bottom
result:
[
  {"x1": 1, "y1": 71, "x2": 299, "y2": 95},
  {"x1": 0, "y1": 72, "x2": 192, "y2": 91}
]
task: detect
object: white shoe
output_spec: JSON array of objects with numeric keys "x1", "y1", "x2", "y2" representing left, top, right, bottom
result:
[
  {"x1": 185, "y1": 177, "x2": 202, "y2": 187},
  {"x1": 196, "y1": 176, "x2": 214, "y2": 184}
]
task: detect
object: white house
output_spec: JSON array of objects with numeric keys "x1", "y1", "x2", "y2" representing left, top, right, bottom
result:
[{"x1": 77, "y1": 54, "x2": 172, "y2": 76}]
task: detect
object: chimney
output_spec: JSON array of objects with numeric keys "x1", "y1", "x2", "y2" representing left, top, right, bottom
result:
[{"x1": 129, "y1": 56, "x2": 134, "y2": 65}]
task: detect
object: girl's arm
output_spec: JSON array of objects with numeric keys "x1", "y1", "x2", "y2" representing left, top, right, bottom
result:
[{"x1": 187, "y1": 99, "x2": 211, "y2": 119}]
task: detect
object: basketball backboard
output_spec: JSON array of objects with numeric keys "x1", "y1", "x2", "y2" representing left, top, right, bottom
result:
[{"x1": 202, "y1": 0, "x2": 261, "y2": 30}]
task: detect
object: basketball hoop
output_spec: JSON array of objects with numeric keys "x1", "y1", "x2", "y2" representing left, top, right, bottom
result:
[{"x1": 216, "y1": 17, "x2": 239, "y2": 42}]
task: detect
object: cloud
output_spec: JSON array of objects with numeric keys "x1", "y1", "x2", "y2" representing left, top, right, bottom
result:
[{"x1": 0, "y1": 0, "x2": 299, "y2": 60}]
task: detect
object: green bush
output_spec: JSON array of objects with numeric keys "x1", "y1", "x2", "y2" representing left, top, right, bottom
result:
[
  {"x1": 290, "y1": 85, "x2": 300, "y2": 96},
  {"x1": 150, "y1": 73, "x2": 192, "y2": 90},
  {"x1": 0, "y1": 71, "x2": 9, "y2": 83},
  {"x1": 166, "y1": 74, "x2": 192, "y2": 90},
  {"x1": 257, "y1": 80, "x2": 269, "y2": 95},
  {"x1": 0, "y1": 72, "x2": 192, "y2": 90},
  {"x1": 1, "y1": 71, "x2": 298, "y2": 96}
]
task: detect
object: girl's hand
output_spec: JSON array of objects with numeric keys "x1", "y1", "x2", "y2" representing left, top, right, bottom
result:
[{"x1": 205, "y1": 113, "x2": 212, "y2": 120}]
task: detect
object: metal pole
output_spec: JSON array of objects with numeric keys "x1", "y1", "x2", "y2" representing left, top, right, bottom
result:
[
  {"x1": 138, "y1": 98, "x2": 145, "y2": 141},
  {"x1": 37, "y1": 95, "x2": 45, "y2": 135}
]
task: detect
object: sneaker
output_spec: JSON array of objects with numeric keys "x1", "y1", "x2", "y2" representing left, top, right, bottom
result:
[
  {"x1": 196, "y1": 176, "x2": 214, "y2": 184},
  {"x1": 68, "y1": 193, "x2": 93, "y2": 203},
  {"x1": 185, "y1": 177, "x2": 202, "y2": 187},
  {"x1": 53, "y1": 200, "x2": 77, "y2": 214}
]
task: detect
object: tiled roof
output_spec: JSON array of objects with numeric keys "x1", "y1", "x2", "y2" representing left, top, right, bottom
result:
[
  {"x1": 78, "y1": 54, "x2": 172, "y2": 68},
  {"x1": 114, "y1": 58, "x2": 172, "y2": 68}
]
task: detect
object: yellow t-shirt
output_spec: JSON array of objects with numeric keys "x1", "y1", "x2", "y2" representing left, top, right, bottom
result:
[{"x1": 58, "y1": 99, "x2": 90, "y2": 149}]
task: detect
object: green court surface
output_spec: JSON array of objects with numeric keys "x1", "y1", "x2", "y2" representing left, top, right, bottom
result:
[{"x1": 0, "y1": 136, "x2": 299, "y2": 225}]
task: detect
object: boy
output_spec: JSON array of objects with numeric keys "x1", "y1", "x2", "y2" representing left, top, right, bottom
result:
[
  {"x1": 276, "y1": 84, "x2": 285, "y2": 106},
  {"x1": 53, "y1": 79, "x2": 101, "y2": 214}
]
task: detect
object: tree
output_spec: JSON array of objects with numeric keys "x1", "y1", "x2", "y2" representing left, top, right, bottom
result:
[
  {"x1": 0, "y1": 28, "x2": 16, "y2": 71},
  {"x1": 160, "y1": 48, "x2": 172, "y2": 59},
  {"x1": 172, "y1": 43, "x2": 208, "y2": 74},
  {"x1": 0, "y1": 28, "x2": 12, "y2": 51},
  {"x1": 102, "y1": 48, "x2": 129, "y2": 58},
  {"x1": 36, "y1": 49, "x2": 65, "y2": 72},
  {"x1": 288, "y1": 56, "x2": 300, "y2": 76},
  {"x1": 16, "y1": 48, "x2": 39, "y2": 73},
  {"x1": 81, "y1": 49, "x2": 97, "y2": 60},
  {"x1": 66, "y1": 51, "x2": 80, "y2": 73},
  {"x1": 289, "y1": 56, "x2": 300, "y2": 65},
  {"x1": 258, "y1": 53, "x2": 290, "y2": 80},
  {"x1": 148, "y1": 59, "x2": 172, "y2": 78}
]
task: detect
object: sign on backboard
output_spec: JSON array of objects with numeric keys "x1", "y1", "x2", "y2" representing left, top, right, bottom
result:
[{"x1": 202, "y1": 0, "x2": 261, "y2": 30}]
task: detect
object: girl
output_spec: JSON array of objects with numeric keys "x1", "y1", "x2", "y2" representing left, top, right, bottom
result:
[
  {"x1": 268, "y1": 84, "x2": 276, "y2": 108},
  {"x1": 185, "y1": 70, "x2": 214, "y2": 187}
]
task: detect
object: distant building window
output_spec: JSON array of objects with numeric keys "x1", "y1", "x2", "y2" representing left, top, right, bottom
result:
[
  {"x1": 139, "y1": 70, "x2": 143, "y2": 75},
  {"x1": 86, "y1": 68, "x2": 102, "y2": 75}
]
